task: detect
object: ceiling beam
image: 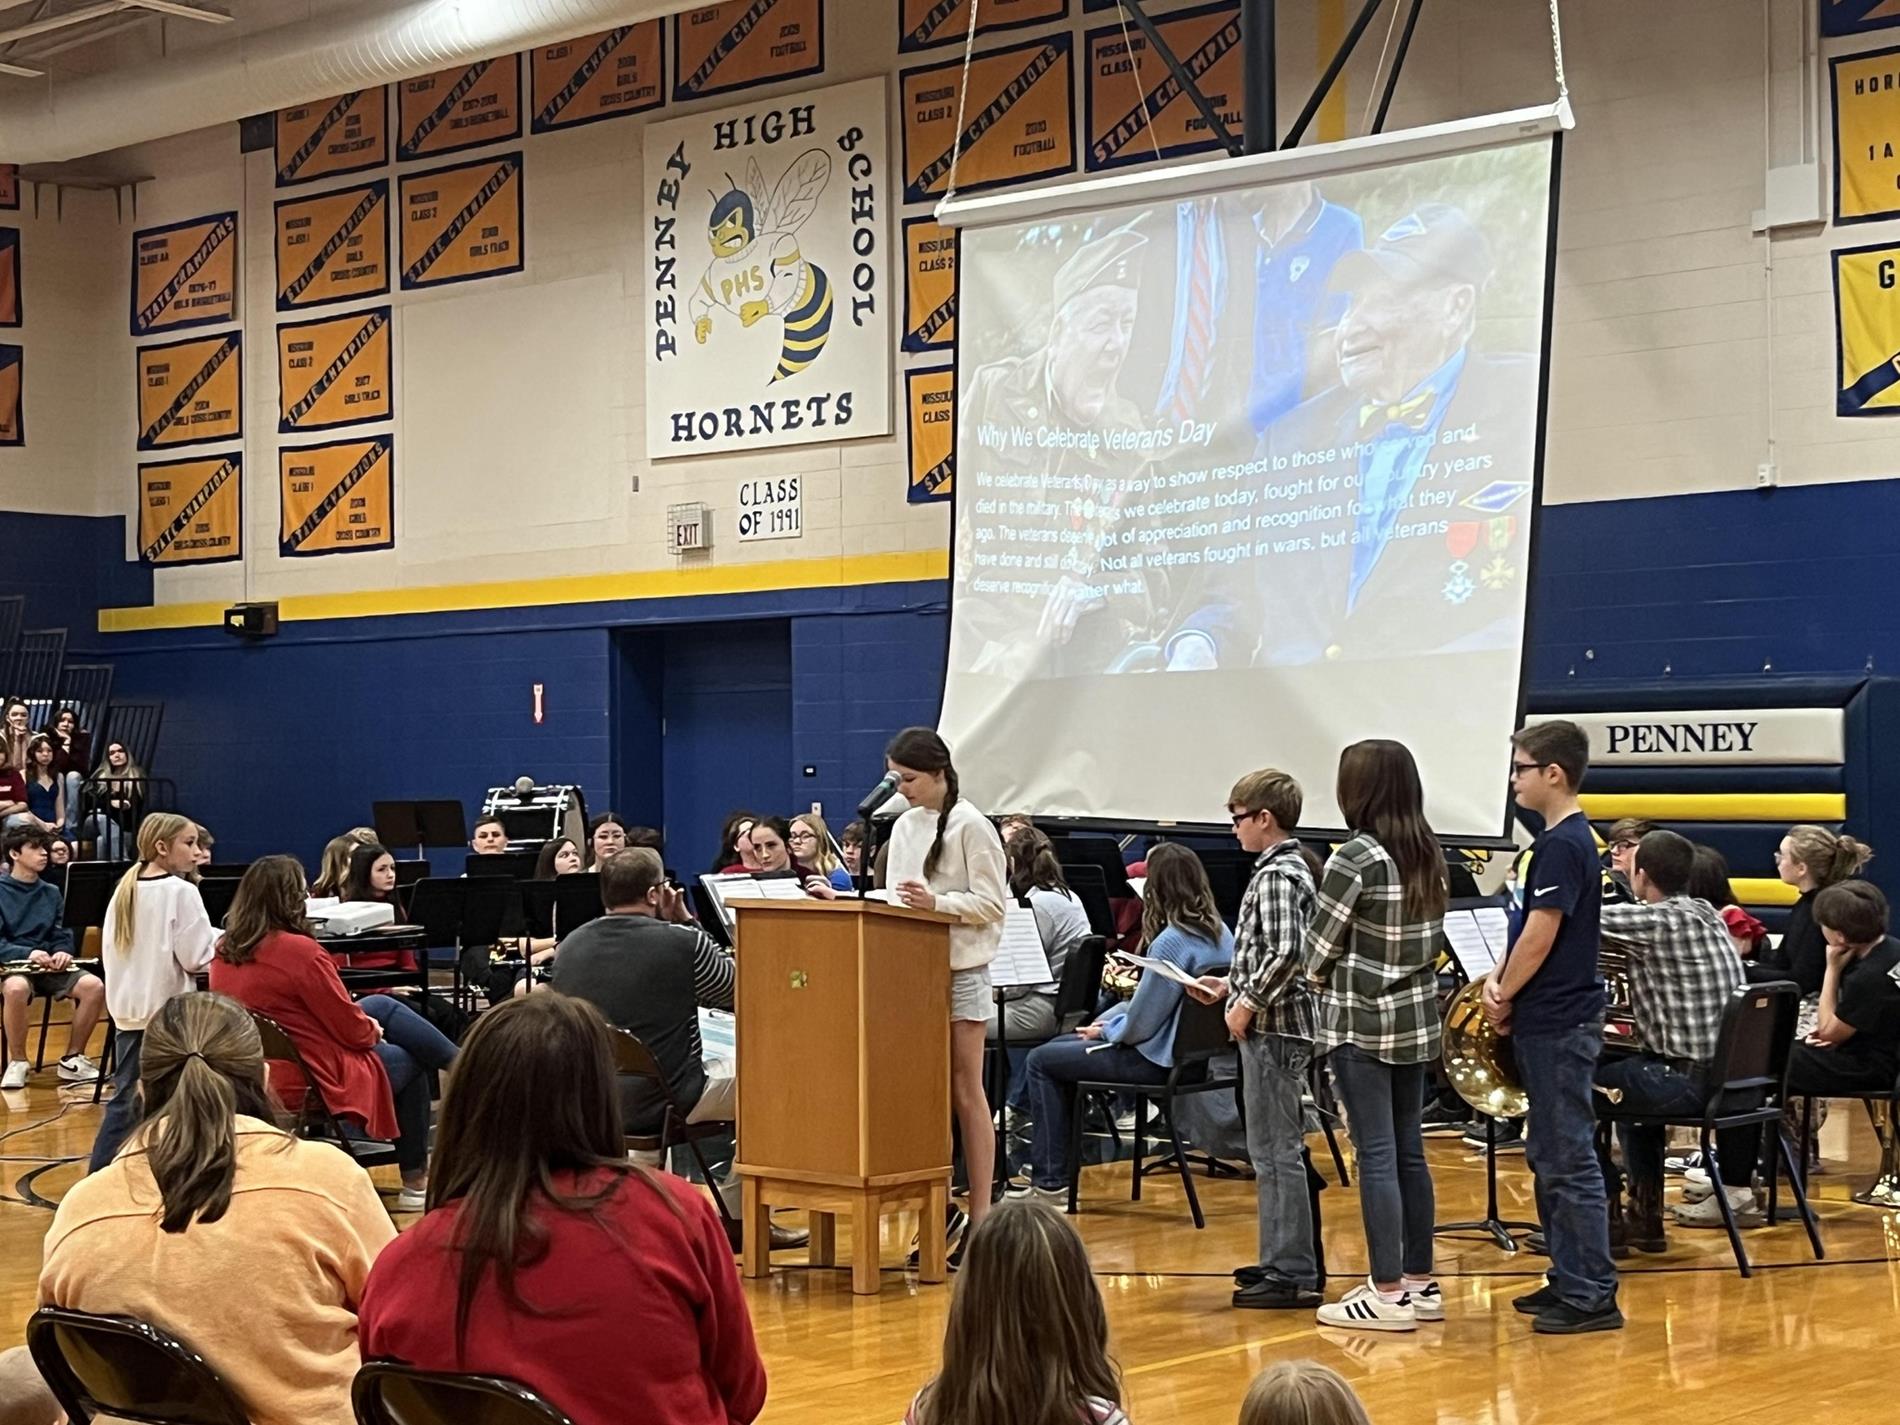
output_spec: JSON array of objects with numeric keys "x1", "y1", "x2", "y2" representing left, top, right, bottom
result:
[
  {"x1": 0, "y1": 1, "x2": 129, "y2": 49},
  {"x1": 127, "y1": 0, "x2": 230, "y2": 20}
]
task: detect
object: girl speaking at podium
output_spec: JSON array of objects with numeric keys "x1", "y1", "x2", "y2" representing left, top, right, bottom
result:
[{"x1": 883, "y1": 727, "x2": 1007, "y2": 1257}]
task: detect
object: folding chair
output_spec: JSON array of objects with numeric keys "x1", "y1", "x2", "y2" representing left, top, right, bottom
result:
[
  {"x1": 1065, "y1": 995, "x2": 1241, "y2": 1229},
  {"x1": 608, "y1": 1027, "x2": 738, "y2": 1234},
  {"x1": 27, "y1": 1306, "x2": 248, "y2": 1425},
  {"x1": 247, "y1": 1009, "x2": 400, "y2": 1171},
  {"x1": 353, "y1": 1361, "x2": 574, "y2": 1425}
]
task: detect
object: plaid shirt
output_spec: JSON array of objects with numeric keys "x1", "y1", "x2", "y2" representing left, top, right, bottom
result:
[
  {"x1": 1227, "y1": 840, "x2": 1318, "y2": 1041},
  {"x1": 1303, "y1": 832, "x2": 1444, "y2": 1064},
  {"x1": 1600, "y1": 894, "x2": 1743, "y2": 1064}
]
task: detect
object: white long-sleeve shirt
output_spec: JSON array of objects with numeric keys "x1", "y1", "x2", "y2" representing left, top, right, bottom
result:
[
  {"x1": 885, "y1": 800, "x2": 1006, "y2": 971},
  {"x1": 102, "y1": 874, "x2": 219, "y2": 1030}
]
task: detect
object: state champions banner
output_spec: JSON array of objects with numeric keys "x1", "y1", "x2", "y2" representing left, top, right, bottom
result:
[
  {"x1": 130, "y1": 212, "x2": 237, "y2": 336},
  {"x1": 275, "y1": 87, "x2": 387, "y2": 186},
  {"x1": 1084, "y1": 2, "x2": 1241, "y2": 172},
  {"x1": 138, "y1": 454, "x2": 241, "y2": 567},
  {"x1": 399, "y1": 153, "x2": 524, "y2": 290},
  {"x1": 278, "y1": 306, "x2": 393, "y2": 433},
  {"x1": 1833, "y1": 240, "x2": 1900, "y2": 415},
  {"x1": 136, "y1": 332, "x2": 241, "y2": 452},
  {"x1": 673, "y1": 0, "x2": 825, "y2": 103},
  {"x1": 398, "y1": 56, "x2": 522, "y2": 160},
  {"x1": 0, "y1": 227, "x2": 17, "y2": 328},
  {"x1": 901, "y1": 34, "x2": 1075, "y2": 202},
  {"x1": 1833, "y1": 46, "x2": 1900, "y2": 224},
  {"x1": 280, "y1": 434, "x2": 394, "y2": 556},
  {"x1": 902, "y1": 216, "x2": 956, "y2": 351},
  {"x1": 275, "y1": 180, "x2": 390, "y2": 311},
  {"x1": 0, "y1": 345, "x2": 19, "y2": 446},
  {"x1": 644, "y1": 78, "x2": 891, "y2": 459},
  {"x1": 906, "y1": 364, "x2": 954, "y2": 502},
  {"x1": 898, "y1": 0, "x2": 1069, "y2": 54},
  {"x1": 532, "y1": 24, "x2": 666, "y2": 132}
]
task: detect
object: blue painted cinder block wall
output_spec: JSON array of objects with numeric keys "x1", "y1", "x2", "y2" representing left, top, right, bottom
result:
[{"x1": 40, "y1": 478, "x2": 1900, "y2": 862}]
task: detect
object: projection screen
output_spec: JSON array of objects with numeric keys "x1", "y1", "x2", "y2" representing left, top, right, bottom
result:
[{"x1": 937, "y1": 108, "x2": 1565, "y2": 839}]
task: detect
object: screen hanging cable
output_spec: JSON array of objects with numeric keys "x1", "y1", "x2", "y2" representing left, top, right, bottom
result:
[{"x1": 942, "y1": 0, "x2": 984, "y2": 206}]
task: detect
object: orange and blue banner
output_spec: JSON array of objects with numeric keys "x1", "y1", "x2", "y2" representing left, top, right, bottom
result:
[
  {"x1": 136, "y1": 332, "x2": 242, "y2": 452},
  {"x1": 901, "y1": 34, "x2": 1075, "y2": 202},
  {"x1": 898, "y1": 0, "x2": 1068, "y2": 54},
  {"x1": 280, "y1": 434, "x2": 395, "y2": 557},
  {"x1": 907, "y1": 364, "x2": 955, "y2": 502},
  {"x1": 275, "y1": 87, "x2": 388, "y2": 186},
  {"x1": 1084, "y1": 2, "x2": 1242, "y2": 171},
  {"x1": 275, "y1": 180, "x2": 389, "y2": 311},
  {"x1": 398, "y1": 57, "x2": 522, "y2": 160},
  {"x1": 138, "y1": 453, "x2": 241, "y2": 566},
  {"x1": 398, "y1": 153, "x2": 524, "y2": 290},
  {"x1": 277, "y1": 306, "x2": 393, "y2": 433},
  {"x1": 532, "y1": 24, "x2": 666, "y2": 131},
  {"x1": 130, "y1": 212, "x2": 237, "y2": 336},
  {"x1": 673, "y1": 0, "x2": 824, "y2": 102}
]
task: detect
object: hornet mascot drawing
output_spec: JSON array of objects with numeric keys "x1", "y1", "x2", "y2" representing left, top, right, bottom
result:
[{"x1": 690, "y1": 149, "x2": 835, "y2": 384}]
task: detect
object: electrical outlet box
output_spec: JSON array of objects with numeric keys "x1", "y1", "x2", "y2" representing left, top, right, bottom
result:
[{"x1": 1757, "y1": 462, "x2": 1778, "y2": 489}]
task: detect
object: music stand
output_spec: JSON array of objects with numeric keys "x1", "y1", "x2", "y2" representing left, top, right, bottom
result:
[
  {"x1": 1433, "y1": 896, "x2": 1540, "y2": 1253},
  {"x1": 373, "y1": 800, "x2": 469, "y2": 860}
]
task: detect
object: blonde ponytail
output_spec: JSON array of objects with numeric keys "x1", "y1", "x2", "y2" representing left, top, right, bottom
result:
[
  {"x1": 109, "y1": 812, "x2": 195, "y2": 955},
  {"x1": 1785, "y1": 824, "x2": 1875, "y2": 890}
]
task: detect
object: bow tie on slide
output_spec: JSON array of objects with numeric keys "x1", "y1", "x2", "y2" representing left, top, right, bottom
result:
[{"x1": 1359, "y1": 390, "x2": 1437, "y2": 431}]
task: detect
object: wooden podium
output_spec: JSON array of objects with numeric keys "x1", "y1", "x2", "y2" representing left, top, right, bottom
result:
[{"x1": 731, "y1": 898, "x2": 959, "y2": 1295}]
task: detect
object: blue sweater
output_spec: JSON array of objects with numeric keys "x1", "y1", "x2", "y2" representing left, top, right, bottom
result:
[
  {"x1": 0, "y1": 874, "x2": 72, "y2": 958},
  {"x1": 1098, "y1": 923, "x2": 1234, "y2": 1068}
]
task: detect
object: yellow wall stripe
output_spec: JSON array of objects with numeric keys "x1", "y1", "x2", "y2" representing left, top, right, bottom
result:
[
  {"x1": 1579, "y1": 793, "x2": 1846, "y2": 823},
  {"x1": 98, "y1": 549, "x2": 951, "y2": 634},
  {"x1": 1731, "y1": 878, "x2": 1800, "y2": 908}
]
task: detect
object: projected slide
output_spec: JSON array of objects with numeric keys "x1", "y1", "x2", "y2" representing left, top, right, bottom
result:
[{"x1": 940, "y1": 138, "x2": 1557, "y2": 835}]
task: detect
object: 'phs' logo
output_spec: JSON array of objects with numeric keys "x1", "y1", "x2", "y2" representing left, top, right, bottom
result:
[{"x1": 690, "y1": 150, "x2": 834, "y2": 383}]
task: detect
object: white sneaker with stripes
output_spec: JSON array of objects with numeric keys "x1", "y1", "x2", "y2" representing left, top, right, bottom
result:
[{"x1": 1316, "y1": 1282, "x2": 1417, "y2": 1332}]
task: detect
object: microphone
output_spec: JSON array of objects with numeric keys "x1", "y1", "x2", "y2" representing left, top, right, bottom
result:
[{"x1": 856, "y1": 771, "x2": 901, "y2": 819}]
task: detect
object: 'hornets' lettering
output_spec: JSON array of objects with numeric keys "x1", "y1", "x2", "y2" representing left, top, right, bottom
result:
[{"x1": 689, "y1": 148, "x2": 835, "y2": 383}]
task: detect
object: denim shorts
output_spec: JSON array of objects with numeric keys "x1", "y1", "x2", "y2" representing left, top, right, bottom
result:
[{"x1": 950, "y1": 966, "x2": 994, "y2": 1023}]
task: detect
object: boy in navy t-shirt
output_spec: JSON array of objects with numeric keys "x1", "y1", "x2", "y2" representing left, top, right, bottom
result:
[{"x1": 1484, "y1": 720, "x2": 1621, "y2": 1334}]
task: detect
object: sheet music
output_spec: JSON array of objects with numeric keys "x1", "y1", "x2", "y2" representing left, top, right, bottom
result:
[
  {"x1": 753, "y1": 877, "x2": 809, "y2": 900},
  {"x1": 991, "y1": 905, "x2": 1054, "y2": 989},
  {"x1": 1443, "y1": 906, "x2": 1510, "y2": 979},
  {"x1": 1128, "y1": 877, "x2": 1146, "y2": 899}
]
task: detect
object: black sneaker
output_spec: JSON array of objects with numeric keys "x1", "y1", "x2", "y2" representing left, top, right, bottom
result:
[
  {"x1": 1233, "y1": 1264, "x2": 1267, "y2": 1286},
  {"x1": 1232, "y1": 1279, "x2": 1322, "y2": 1309},
  {"x1": 1523, "y1": 1230, "x2": 1548, "y2": 1255},
  {"x1": 907, "y1": 1203, "x2": 970, "y2": 1268},
  {"x1": 1534, "y1": 1300, "x2": 1625, "y2": 1335},
  {"x1": 1422, "y1": 1102, "x2": 1472, "y2": 1135},
  {"x1": 1512, "y1": 1282, "x2": 1561, "y2": 1315}
]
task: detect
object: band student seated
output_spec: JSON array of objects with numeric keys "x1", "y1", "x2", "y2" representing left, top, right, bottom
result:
[
  {"x1": 1786, "y1": 881, "x2": 1900, "y2": 1120},
  {"x1": 992, "y1": 829, "x2": 1090, "y2": 1043},
  {"x1": 336, "y1": 841, "x2": 416, "y2": 972},
  {"x1": 311, "y1": 827, "x2": 379, "y2": 899},
  {"x1": 0, "y1": 826, "x2": 104, "y2": 1088},
  {"x1": 547, "y1": 847, "x2": 805, "y2": 1249},
  {"x1": 1187, "y1": 767, "x2": 1320, "y2": 1311},
  {"x1": 1015, "y1": 843, "x2": 1234, "y2": 1203},
  {"x1": 210, "y1": 855, "x2": 459, "y2": 1212},
  {"x1": 470, "y1": 813, "x2": 510, "y2": 857},
  {"x1": 1592, "y1": 830, "x2": 1747, "y2": 1244}
]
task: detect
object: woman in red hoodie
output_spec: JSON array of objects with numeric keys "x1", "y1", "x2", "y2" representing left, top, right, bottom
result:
[
  {"x1": 210, "y1": 855, "x2": 456, "y2": 1211},
  {"x1": 360, "y1": 992, "x2": 766, "y2": 1425}
]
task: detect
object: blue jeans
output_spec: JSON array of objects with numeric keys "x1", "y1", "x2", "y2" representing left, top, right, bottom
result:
[
  {"x1": 85, "y1": 814, "x2": 126, "y2": 860},
  {"x1": 1516, "y1": 1021, "x2": 1618, "y2": 1311},
  {"x1": 1596, "y1": 1054, "x2": 1758, "y2": 1195},
  {"x1": 358, "y1": 995, "x2": 456, "y2": 1174},
  {"x1": 60, "y1": 772, "x2": 80, "y2": 839},
  {"x1": 88, "y1": 1029, "x2": 143, "y2": 1173},
  {"x1": 1026, "y1": 1034, "x2": 1169, "y2": 1190},
  {"x1": 1238, "y1": 1033, "x2": 1316, "y2": 1288},
  {"x1": 1327, "y1": 1044, "x2": 1435, "y2": 1283}
]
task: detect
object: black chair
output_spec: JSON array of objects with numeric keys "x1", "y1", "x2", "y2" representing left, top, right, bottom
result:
[
  {"x1": 26, "y1": 1306, "x2": 249, "y2": 1425},
  {"x1": 1793, "y1": 1065, "x2": 1900, "y2": 1208},
  {"x1": 1065, "y1": 994, "x2": 1241, "y2": 1229},
  {"x1": 353, "y1": 1361, "x2": 574, "y2": 1425},
  {"x1": 195, "y1": 877, "x2": 241, "y2": 928},
  {"x1": 199, "y1": 863, "x2": 252, "y2": 881},
  {"x1": 607, "y1": 1027, "x2": 738, "y2": 1234},
  {"x1": 248, "y1": 1009, "x2": 400, "y2": 1171},
  {"x1": 1596, "y1": 980, "x2": 1822, "y2": 1276}
]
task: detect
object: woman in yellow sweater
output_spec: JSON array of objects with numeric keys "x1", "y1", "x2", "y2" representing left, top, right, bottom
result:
[{"x1": 40, "y1": 991, "x2": 395, "y2": 1425}]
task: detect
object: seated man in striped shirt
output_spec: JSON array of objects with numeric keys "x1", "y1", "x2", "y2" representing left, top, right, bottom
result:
[{"x1": 1595, "y1": 829, "x2": 1746, "y2": 1251}]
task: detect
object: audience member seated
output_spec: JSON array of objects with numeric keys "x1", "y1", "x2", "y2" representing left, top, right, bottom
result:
[
  {"x1": 0, "y1": 827, "x2": 103, "y2": 1088},
  {"x1": 587, "y1": 812, "x2": 628, "y2": 867},
  {"x1": 20, "y1": 736, "x2": 63, "y2": 842},
  {"x1": 510, "y1": 835, "x2": 584, "y2": 993},
  {"x1": 1764, "y1": 824, "x2": 1873, "y2": 995},
  {"x1": 45, "y1": 838, "x2": 68, "y2": 871},
  {"x1": 626, "y1": 824, "x2": 665, "y2": 851},
  {"x1": 723, "y1": 816, "x2": 809, "y2": 880},
  {"x1": 41, "y1": 991, "x2": 396, "y2": 1425},
  {"x1": 1016, "y1": 844, "x2": 1234, "y2": 1200},
  {"x1": 357, "y1": 993, "x2": 767, "y2": 1425},
  {"x1": 0, "y1": 747, "x2": 27, "y2": 832},
  {"x1": 710, "y1": 810, "x2": 759, "y2": 874},
  {"x1": 997, "y1": 813, "x2": 1036, "y2": 845},
  {"x1": 90, "y1": 814, "x2": 217, "y2": 1172},
  {"x1": 190, "y1": 822, "x2": 216, "y2": 882},
  {"x1": 1688, "y1": 844, "x2": 1769, "y2": 962},
  {"x1": 905, "y1": 1199, "x2": 1128, "y2": 1425},
  {"x1": 210, "y1": 855, "x2": 457, "y2": 1210},
  {"x1": 1602, "y1": 817, "x2": 1654, "y2": 903},
  {"x1": 994, "y1": 828, "x2": 1090, "y2": 1043},
  {"x1": 1592, "y1": 831, "x2": 1748, "y2": 1239},
  {"x1": 310, "y1": 826, "x2": 378, "y2": 898},
  {"x1": 1240, "y1": 1362, "x2": 1373, "y2": 1425},
  {"x1": 336, "y1": 841, "x2": 416, "y2": 972},
  {"x1": 790, "y1": 811, "x2": 854, "y2": 891},
  {"x1": 42, "y1": 706, "x2": 88, "y2": 843},
  {"x1": 1788, "y1": 881, "x2": 1900, "y2": 1101},
  {"x1": 470, "y1": 814, "x2": 510, "y2": 856},
  {"x1": 840, "y1": 819, "x2": 867, "y2": 879},
  {"x1": 0, "y1": 702, "x2": 28, "y2": 782},
  {"x1": 82, "y1": 742, "x2": 146, "y2": 861}
]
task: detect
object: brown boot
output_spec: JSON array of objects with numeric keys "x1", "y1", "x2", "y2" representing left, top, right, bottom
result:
[
  {"x1": 1627, "y1": 1175, "x2": 1667, "y2": 1254},
  {"x1": 1606, "y1": 1183, "x2": 1630, "y2": 1260}
]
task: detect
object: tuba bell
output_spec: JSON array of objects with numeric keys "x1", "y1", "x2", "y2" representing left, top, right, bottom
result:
[{"x1": 1442, "y1": 979, "x2": 1528, "y2": 1118}]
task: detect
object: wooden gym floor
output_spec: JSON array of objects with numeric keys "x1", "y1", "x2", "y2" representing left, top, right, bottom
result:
[{"x1": 0, "y1": 1023, "x2": 1894, "y2": 1425}]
